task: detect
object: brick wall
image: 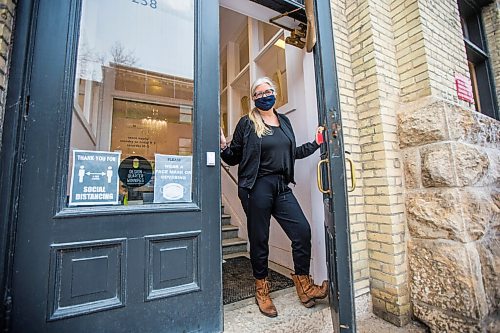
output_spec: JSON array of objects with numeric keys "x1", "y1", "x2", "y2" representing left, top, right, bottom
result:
[
  {"x1": 348, "y1": 0, "x2": 409, "y2": 326},
  {"x1": 329, "y1": 0, "x2": 498, "y2": 329},
  {"x1": 417, "y1": 0, "x2": 472, "y2": 108},
  {"x1": 329, "y1": 0, "x2": 412, "y2": 307},
  {"x1": 482, "y1": 1, "x2": 500, "y2": 103},
  {"x1": 330, "y1": 0, "x2": 370, "y2": 298},
  {"x1": 392, "y1": 0, "x2": 430, "y2": 101},
  {"x1": 0, "y1": 0, "x2": 16, "y2": 150}
]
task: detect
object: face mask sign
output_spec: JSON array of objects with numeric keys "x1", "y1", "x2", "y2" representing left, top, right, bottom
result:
[{"x1": 254, "y1": 95, "x2": 276, "y2": 111}]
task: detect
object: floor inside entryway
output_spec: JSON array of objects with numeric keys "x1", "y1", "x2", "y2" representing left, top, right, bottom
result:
[{"x1": 223, "y1": 254, "x2": 427, "y2": 333}]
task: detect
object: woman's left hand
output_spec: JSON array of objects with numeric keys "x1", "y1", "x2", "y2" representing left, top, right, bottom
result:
[{"x1": 315, "y1": 126, "x2": 325, "y2": 144}]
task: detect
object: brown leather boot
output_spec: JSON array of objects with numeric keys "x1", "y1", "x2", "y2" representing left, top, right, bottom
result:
[
  {"x1": 291, "y1": 274, "x2": 328, "y2": 308},
  {"x1": 255, "y1": 278, "x2": 278, "y2": 317}
]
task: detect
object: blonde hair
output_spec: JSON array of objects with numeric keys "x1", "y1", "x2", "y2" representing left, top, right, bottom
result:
[{"x1": 248, "y1": 77, "x2": 277, "y2": 137}]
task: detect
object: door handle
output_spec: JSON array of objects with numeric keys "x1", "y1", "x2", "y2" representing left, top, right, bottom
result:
[
  {"x1": 317, "y1": 159, "x2": 331, "y2": 194},
  {"x1": 346, "y1": 157, "x2": 356, "y2": 192}
]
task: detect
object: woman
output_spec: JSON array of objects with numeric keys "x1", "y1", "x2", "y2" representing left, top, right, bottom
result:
[{"x1": 220, "y1": 77, "x2": 327, "y2": 318}]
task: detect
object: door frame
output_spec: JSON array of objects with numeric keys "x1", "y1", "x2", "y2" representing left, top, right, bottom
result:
[
  {"x1": 0, "y1": 1, "x2": 37, "y2": 329},
  {"x1": 313, "y1": 0, "x2": 357, "y2": 332}
]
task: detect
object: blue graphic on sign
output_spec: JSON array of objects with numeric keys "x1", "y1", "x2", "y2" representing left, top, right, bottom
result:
[
  {"x1": 154, "y1": 154, "x2": 192, "y2": 203},
  {"x1": 69, "y1": 150, "x2": 121, "y2": 206}
]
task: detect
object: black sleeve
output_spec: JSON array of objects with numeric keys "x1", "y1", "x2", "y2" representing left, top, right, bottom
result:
[
  {"x1": 221, "y1": 117, "x2": 246, "y2": 166},
  {"x1": 295, "y1": 141, "x2": 320, "y2": 159},
  {"x1": 280, "y1": 114, "x2": 320, "y2": 160}
]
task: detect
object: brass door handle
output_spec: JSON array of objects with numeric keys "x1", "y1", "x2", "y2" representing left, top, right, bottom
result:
[
  {"x1": 346, "y1": 157, "x2": 356, "y2": 192},
  {"x1": 317, "y1": 158, "x2": 331, "y2": 194}
]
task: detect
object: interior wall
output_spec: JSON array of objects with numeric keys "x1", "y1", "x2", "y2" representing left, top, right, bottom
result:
[
  {"x1": 271, "y1": 46, "x2": 326, "y2": 282},
  {"x1": 219, "y1": 1, "x2": 327, "y2": 281}
]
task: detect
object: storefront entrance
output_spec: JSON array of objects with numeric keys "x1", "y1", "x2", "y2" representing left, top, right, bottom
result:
[{"x1": 0, "y1": 1, "x2": 355, "y2": 332}]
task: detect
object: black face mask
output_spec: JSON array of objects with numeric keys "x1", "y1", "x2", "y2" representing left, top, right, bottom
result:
[{"x1": 254, "y1": 95, "x2": 276, "y2": 111}]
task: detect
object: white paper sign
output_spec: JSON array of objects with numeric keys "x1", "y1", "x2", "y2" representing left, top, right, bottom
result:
[{"x1": 154, "y1": 154, "x2": 192, "y2": 203}]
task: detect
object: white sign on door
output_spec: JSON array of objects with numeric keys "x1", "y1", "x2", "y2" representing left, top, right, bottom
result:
[{"x1": 154, "y1": 154, "x2": 193, "y2": 203}]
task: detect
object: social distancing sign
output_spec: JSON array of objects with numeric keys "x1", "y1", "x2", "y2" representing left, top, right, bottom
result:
[{"x1": 69, "y1": 150, "x2": 121, "y2": 206}]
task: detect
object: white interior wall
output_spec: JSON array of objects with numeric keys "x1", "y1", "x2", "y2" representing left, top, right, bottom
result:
[{"x1": 220, "y1": 0, "x2": 327, "y2": 281}]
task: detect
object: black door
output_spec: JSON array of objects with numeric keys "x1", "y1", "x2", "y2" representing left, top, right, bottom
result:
[
  {"x1": 7, "y1": 0, "x2": 221, "y2": 332},
  {"x1": 313, "y1": 0, "x2": 357, "y2": 332}
]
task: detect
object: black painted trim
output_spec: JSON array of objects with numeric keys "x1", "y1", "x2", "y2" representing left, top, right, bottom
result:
[
  {"x1": 313, "y1": 0, "x2": 356, "y2": 332},
  {"x1": 0, "y1": 1, "x2": 37, "y2": 330},
  {"x1": 459, "y1": 0, "x2": 499, "y2": 119}
]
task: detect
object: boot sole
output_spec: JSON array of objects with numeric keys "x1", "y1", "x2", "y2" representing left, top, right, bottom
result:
[
  {"x1": 255, "y1": 298, "x2": 278, "y2": 318},
  {"x1": 300, "y1": 293, "x2": 328, "y2": 308},
  {"x1": 302, "y1": 299, "x2": 316, "y2": 308},
  {"x1": 315, "y1": 294, "x2": 328, "y2": 300}
]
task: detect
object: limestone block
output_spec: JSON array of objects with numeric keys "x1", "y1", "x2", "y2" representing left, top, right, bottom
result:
[
  {"x1": 398, "y1": 102, "x2": 447, "y2": 148},
  {"x1": 448, "y1": 106, "x2": 500, "y2": 148},
  {"x1": 413, "y1": 302, "x2": 481, "y2": 333},
  {"x1": 409, "y1": 240, "x2": 488, "y2": 321},
  {"x1": 403, "y1": 149, "x2": 420, "y2": 188},
  {"x1": 453, "y1": 143, "x2": 489, "y2": 186},
  {"x1": 461, "y1": 189, "x2": 499, "y2": 241},
  {"x1": 420, "y1": 143, "x2": 456, "y2": 187},
  {"x1": 406, "y1": 189, "x2": 466, "y2": 241},
  {"x1": 475, "y1": 198, "x2": 500, "y2": 310},
  {"x1": 479, "y1": 148, "x2": 500, "y2": 187},
  {"x1": 477, "y1": 241, "x2": 500, "y2": 314},
  {"x1": 483, "y1": 314, "x2": 500, "y2": 333}
]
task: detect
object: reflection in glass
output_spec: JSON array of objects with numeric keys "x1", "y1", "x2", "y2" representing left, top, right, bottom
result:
[
  {"x1": 255, "y1": 34, "x2": 288, "y2": 109},
  {"x1": 67, "y1": 0, "x2": 195, "y2": 207}
]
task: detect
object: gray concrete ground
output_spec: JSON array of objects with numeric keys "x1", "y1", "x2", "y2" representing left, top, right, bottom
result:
[
  {"x1": 223, "y1": 254, "x2": 428, "y2": 333},
  {"x1": 224, "y1": 289, "x2": 428, "y2": 333},
  {"x1": 224, "y1": 288, "x2": 428, "y2": 333}
]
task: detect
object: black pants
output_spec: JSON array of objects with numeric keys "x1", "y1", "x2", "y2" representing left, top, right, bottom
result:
[{"x1": 238, "y1": 174, "x2": 312, "y2": 279}]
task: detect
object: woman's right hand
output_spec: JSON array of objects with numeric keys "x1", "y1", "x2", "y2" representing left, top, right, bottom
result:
[{"x1": 220, "y1": 127, "x2": 227, "y2": 149}]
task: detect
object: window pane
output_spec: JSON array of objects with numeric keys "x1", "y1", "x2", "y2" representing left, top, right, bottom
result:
[
  {"x1": 67, "y1": 0, "x2": 195, "y2": 207},
  {"x1": 255, "y1": 33, "x2": 288, "y2": 109}
]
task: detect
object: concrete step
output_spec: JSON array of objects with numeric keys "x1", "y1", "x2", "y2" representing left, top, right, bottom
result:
[
  {"x1": 221, "y1": 224, "x2": 239, "y2": 240},
  {"x1": 221, "y1": 214, "x2": 232, "y2": 226},
  {"x1": 222, "y1": 237, "x2": 247, "y2": 255}
]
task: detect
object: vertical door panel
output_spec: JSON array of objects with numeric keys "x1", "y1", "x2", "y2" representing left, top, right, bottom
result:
[
  {"x1": 313, "y1": 0, "x2": 356, "y2": 332},
  {"x1": 10, "y1": 0, "x2": 221, "y2": 332}
]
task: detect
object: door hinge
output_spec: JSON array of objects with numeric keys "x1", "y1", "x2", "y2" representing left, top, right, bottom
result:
[{"x1": 2, "y1": 295, "x2": 12, "y2": 333}]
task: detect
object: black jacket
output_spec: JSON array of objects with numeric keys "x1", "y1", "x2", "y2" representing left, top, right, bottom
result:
[{"x1": 221, "y1": 111, "x2": 319, "y2": 189}]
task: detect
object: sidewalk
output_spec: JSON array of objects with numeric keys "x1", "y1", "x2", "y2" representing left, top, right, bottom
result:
[{"x1": 223, "y1": 289, "x2": 428, "y2": 333}]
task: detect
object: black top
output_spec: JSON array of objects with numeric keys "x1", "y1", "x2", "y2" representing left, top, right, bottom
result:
[
  {"x1": 258, "y1": 125, "x2": 291, "y2": 178},
  {"x1": 221, "y1": 110, "x2": 320, "y2": 189}
]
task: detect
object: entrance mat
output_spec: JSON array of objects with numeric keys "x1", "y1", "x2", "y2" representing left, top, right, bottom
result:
[{"x1": 223, "y1": 256, "x2": 295, "y2": 305}]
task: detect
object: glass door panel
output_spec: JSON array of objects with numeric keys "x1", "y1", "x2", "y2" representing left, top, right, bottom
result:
[{"x1": 68, "y1": 0, "x2": 195, "y2": 207}]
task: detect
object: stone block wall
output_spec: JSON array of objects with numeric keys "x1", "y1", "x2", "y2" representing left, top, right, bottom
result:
[
  {"x1": 399, "y1": 100, "x2": 499, "y2": 332},
  {"x1": 0, "y1": 0, "x2": 16, "y2": 150}
]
